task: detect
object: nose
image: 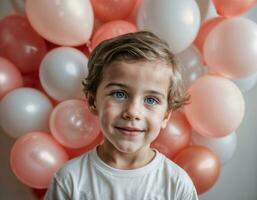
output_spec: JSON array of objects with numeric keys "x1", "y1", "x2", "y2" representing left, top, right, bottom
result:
[{"x1": 122, "y1": 99, "x2": 142, "y2": 121}]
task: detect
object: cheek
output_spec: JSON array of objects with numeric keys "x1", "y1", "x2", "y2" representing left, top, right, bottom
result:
[{"x1": 99, "y1": 101, "x2": 121, "y2": 126}]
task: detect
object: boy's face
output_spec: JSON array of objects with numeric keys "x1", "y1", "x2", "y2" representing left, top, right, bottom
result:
[{"x1": 93, "y1": 61, "x2": 172, "y2": 154}]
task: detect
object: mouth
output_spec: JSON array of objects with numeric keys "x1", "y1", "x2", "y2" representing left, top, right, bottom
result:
[{"x1": 114, "y1": 126, "x2": 145, "y2": 136}]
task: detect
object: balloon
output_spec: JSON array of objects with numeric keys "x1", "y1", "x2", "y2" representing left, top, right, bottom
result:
[
  {"x1": 212, "y1": 0, "x2": 257, "y2": 17},
  {"x1": 10, "y1": 132, "x2": 69, "y2": 189},
  {"x1": 151, "y1": 111, "x2": 192, "y2": 159},
  {"x1": 137, "y1": 0, "x2": 200, "y2": 53},
  {"x1": 0, "y1": 88, "x2": 53, "y2": 138},
  {"x1": 194, "y1": 17, "x2": 225, "y2": 54},
  {"x1": 65, "y1": 131, "x2": 103, "y2": 159},
  {"x1": 39, "y1": 47, "x2": 88, "y2": 101},
  {"x1": 11, "y1": 0, "x2": 25, "y2": 15},
  {"x1": 0, "y1": 15, "x2": 47, "y2": 74},
  {"x1": 204, "y1": 17, "x2": 257, "y2": 79},
  {"x1": 0, "y1": 57, "x2": 23, "y2": 99},
  {"x1": 126, "y1": 0, "x2": 143, "y2": 24},
  {"x1": 50, "y1": 99, "x2": 100, "y2": 149},
  {"x1": 195, "y1": 0, "x2": 217, "y2": 22},
  {"x1": 176, "y1": 45, "x2": 208, "y2": 88},
  {"x1": 91, "y1": 20, "x2": 137, "y2": 49},
  {"x1": 184, "y1": 75, "x2": 245, "y2": 138},
  {"x1": 192, "y1": 131, "x2": 237, "y2": 165},
  {"x1": 232, "y1": 71, "x2": 257, "y2": 93},
  {"x1": 174, "y1": 145, "x2": 220, "y2": 194},
  {"x1": 26, "y1": 0, "x2": 94, "y2": 46},
  {"x1": 91, "y1": 0, "x2": 137, "y2": 22}
]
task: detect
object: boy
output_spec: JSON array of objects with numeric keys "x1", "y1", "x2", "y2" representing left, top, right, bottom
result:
[{"x1": 45, "y1": 31, "x2": 198, "y2": 200}]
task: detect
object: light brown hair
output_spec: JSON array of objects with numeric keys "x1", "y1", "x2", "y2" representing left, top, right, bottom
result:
[{"x1": 82, "y1": 31, "x2": 189, "y2": 111}]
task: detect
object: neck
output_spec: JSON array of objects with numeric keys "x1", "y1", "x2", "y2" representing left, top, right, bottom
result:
[{"x1": 96, "y1": 140, "x2": 156, "y2": 170}]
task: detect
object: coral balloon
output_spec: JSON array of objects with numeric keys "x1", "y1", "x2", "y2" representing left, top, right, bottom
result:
[
  {"x1": 40, "y1": 47, "x2": 88, "y2": 101},
  {"x1": 176, "y1": 45, "x2": 207, "y2": 88},
  {"x1": 126, "y1": 0, "x2": 142, "y2": 24},
  {"x1": 10, "y1": 132, "x2": 69, "y2": 189},
  {"x1": 194, "y1": 17, "x2": 225, "y2": 54},
  {"x1": 137, "y1": 0, "x2": 200, "y2": 53},
  {"x1": 174, "y1": 145, "x2": 220, "y2": 194},
  {"x1": 92, "y1": 20, "x2": 137, "y2": 49},
  {"x1": 0, "y1": 88, "x2": 53, "y2": 138},
  {"x1": 26, "y1": 0, "x2": 94, "y2": 46},
  {"x1": 151, "y1": 111, "x2": 192, "y2": 159},
  {"x1": 212, "y1": 0, "x2": 257, "y2": 17},
  {"x1": 65, "y1": 131, "x2": 103, "y2": 159},
  {"x1": 192, "y1": 131, "x2": 237, "y2": 165},
  {"x1": 0, "y1": 57, "x2": 23, "y2": 99},
  {"x1": 91, "y1": 0, "x2": 137, "y2": 22},
  {"x1": 50, "y1": 99, "x2": 100, "y2": 149},
  {"x1": 0, "y1": 15, "x2": 47, "y2": 74},
  {"x1": 185, "y1": 75, "x2": 245, "y2": 138},
  {"x1": 204, "y1": 17, "x2": 257, "y2": 78}
]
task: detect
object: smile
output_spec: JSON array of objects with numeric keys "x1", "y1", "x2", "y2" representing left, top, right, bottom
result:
[{"x1": 115, "y1": 126, "x2": 144, "y2": 136}]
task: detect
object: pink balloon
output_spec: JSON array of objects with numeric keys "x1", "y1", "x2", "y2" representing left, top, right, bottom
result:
[
  {"x1": 212, "y1": 0, "x2": 257, "y2": 17},
  {"x1": 174, "y1": 145, "x2": 220, "y2": 194},
  {"x1": 50, "y1": 99, "x2": 100, "y2": 149},
  {"x1": 26, "y1": 0, "x2": 94, "y2": 46},
  {"x1": 185, "y1": 75, "x2": 245, "y2": 138},
  {"x1": 10, "y1": 132, "x2": 69, "y2": 189},
  {"x1": 194, "y1": 17, "x2": 225, "y2": 55},
  {"x1": 151, "y1": 111, "x2": 192, "y2": 159},
  {"x1": 91, "y1": 20, "x2": 137, "y2": 49},
  {"x1": 91, "y1": 0, "x2": 138, "y2": 22},
  {"x1": 126, "y1": 0, "x2": 143, "y2": 24},
  {"x1": 0, "y1": 57, "x2": 23, "y2": 99},
  {"x1": 204, "y1": 17, "x2": 257, "y2": 78},
  {"x1": 0, "y1": 15, "x2": 47, "y2": 74}
]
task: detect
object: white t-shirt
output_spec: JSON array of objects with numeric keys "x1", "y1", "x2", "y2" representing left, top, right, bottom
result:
[{"x1": 45, "y1": 148, "x2": 199, "y2": 200}]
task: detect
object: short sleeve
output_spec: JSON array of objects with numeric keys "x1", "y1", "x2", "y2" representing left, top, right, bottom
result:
[{"x1": 44, "y1": 175, "x2": 70, "y2": 200}]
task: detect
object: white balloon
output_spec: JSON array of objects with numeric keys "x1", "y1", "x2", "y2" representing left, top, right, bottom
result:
[
  {"x1": 0, "y1": 88, "x2": 53, "y2": 138},
  {"x1": 192, "y1": 131, "x2": 237, "y2": 165},
  {"x1": 137, "y1": 0, "x2": 200, "y2": 53},
  {"x1": 176, "y1": 45, "x2": 208, "y2": 88},
  {"x1": 40, "y1": 47, "x2": 88, "y2": 101},
  {"x1": 232, "y1": 72, "x2": 257, "y2": 93}
]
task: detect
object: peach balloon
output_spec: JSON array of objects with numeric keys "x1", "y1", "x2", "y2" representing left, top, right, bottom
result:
[
  {"x1": 204, "y1": 17, "x2": 257, "y2": 78},
  {"x1": 91, "y1": 0, "x2": 137, "y2": 22},
  {"x1": 185, "y1": 75, "x2": 245, "y2": 138},
  {"x1": 50, "y1": 99, "x2": 100, "y2": 149},
  {"x1": 0, "y1": 57, "x2": 23, "y2": 99},
  {"x1": 26, "y1": 0, "x2": 94, "y2": 46},
  {"x1": 212, "y1": 0, "x2": 257, "y2": 17},
  {"x1": 65, "y1": 131, "x2": 103, "y2": 159},
  {"x1": 151, "y1": 111, "x2": 192, "y2": 159},
  {"x1": 174, "y1": 145, "x2": 220, "y2": 194},
  {"x1": 10, "y1": 132, "x2": 69, "y2": 189},
  {"x1": 194, "y1": 17, "x2": 225, "y2": 54},
  {"x1": 0, "y1": 15, "x2": 47, "y2": 74},
  {"x1": 91, "y1": 20, "x2": 137, "y2": 49}
]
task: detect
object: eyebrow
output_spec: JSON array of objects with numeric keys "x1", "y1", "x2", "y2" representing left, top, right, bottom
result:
[{"x1": 104, "y1": 83, "x2": 166, "y2": 99}]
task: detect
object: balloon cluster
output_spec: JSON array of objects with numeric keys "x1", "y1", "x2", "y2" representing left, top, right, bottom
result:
[{"x1": 0, "y1": 0, "x2": 257, "y2": 197}]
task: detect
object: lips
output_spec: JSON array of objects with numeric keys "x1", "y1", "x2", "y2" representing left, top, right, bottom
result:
[{"x1": 115, "y1": 126, "x2": 144, "y2": 136}]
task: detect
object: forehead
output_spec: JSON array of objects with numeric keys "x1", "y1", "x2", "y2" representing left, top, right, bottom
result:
[{"x1": 100, "y1": 61, "x2": 173, "y2": 92}]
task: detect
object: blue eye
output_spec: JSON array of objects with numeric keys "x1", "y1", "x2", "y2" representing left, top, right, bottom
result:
[
  {"x1": 145, "y1": 97, "x2": 159, "y2": 105},
  {"x1": 111, "y1": 91, "x2": 127, "y2": 100}
]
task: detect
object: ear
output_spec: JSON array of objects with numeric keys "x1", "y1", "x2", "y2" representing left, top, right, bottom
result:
[
  {"x1": 88, "y1": 94, "x2": 98, "y2": 115},
  {"x1": 161, "y1": 111, "x2": 172, "y2": 129}
]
